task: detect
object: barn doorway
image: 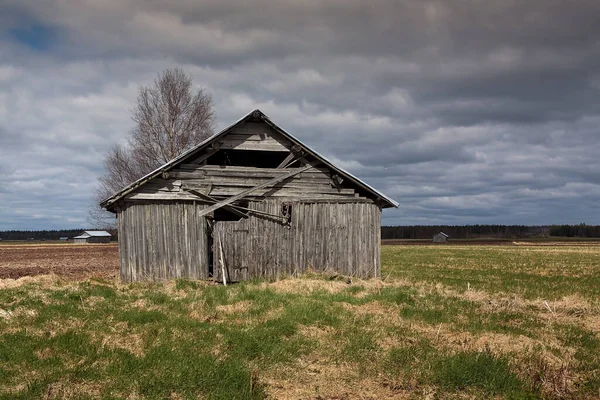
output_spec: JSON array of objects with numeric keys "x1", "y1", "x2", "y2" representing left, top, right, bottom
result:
[{"x1": 207, "y1": 201, "x2": 249, "y2": 278}]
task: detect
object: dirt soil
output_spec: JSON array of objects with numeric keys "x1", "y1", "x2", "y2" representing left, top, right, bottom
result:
[
  {"x1": 381, "y1": 239, "x2": 517, "y2": 246},
  {"x1": 0, "y1": 243, "x2": 118, "y2": 280},
  {"x1": 381, "y1": 239, "x2": 600, "y2": 246}
]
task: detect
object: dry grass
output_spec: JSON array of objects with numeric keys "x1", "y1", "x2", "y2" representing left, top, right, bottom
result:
[{"x1": 1, "y1": 243, "x2": 600, "y2": 399}]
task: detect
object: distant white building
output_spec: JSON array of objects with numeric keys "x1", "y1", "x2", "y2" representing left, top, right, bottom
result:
[
  {"x1": 433, "y1": 232, "x2": 449, "y2": 243},
  {"x1": 59, "y1": 237, "x2": 69, "y2": 241},
  {"x1": 73, "y1": 231, "x2": 112, "y2": 244}
]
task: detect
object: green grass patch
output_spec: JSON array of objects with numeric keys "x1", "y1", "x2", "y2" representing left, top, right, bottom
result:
[
  {"x1": 2, "y1": 243, "x2": 599, "y2": 398},
  {"x1": 430, "y1": 351, "x2": 538, "y2": 399}
]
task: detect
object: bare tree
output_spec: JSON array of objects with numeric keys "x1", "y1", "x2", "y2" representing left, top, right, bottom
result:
[{"x1": 89, "y1": 68, "x2": 215, "y2": 228}]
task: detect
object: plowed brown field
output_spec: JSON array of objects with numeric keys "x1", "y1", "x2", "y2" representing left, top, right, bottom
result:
[{"x1": 0, "y1": 243, "x2": 118, "y2": 279}]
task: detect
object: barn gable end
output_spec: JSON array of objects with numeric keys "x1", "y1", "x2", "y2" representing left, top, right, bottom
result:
[{"x1": 101, "y1": 109, "x2": 397, "y2": 282}]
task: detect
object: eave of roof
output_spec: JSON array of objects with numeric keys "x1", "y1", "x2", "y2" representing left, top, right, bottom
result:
[
  {"x1": 100, "y1": 109, "x2": 399, "y2": 210},
  {"x1": 84, "y1": 230, "x2": 112, "y2": 237}
]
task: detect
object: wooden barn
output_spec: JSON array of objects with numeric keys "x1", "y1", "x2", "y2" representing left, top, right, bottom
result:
[
  {"x1": 433, "y1": 232, "x2": 449, "y2": 243},
  {"x1": 101, "y1": 109, "x2": 398, "y2": 282},
  {"x1": 73, "y1": 230, "x2": 112, "y2": 244}
]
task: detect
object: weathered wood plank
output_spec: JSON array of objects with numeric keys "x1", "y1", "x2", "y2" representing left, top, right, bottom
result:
[
  {"x1": 118, "y1": 198, "x2": 381, "y2": 283},
  {"x1": 170, "y1": 169, "x2": 330, "y2": 180},
  {"x1": 196, "y1": 166, "x2": 314, "y2": 218},
  {"x1": 221, "y1": 133, "x2": 291, "y2": 143},
  {"x1": 198, "y1": 165, "x2": 329, "y2": 174},
  {"x1": 125, "y1": 192, "x2": 206, "y2": 201},
  {"x1": 116, "y1": 202, "x2": 209, "y2": 282},
  {"x1": 208, "y1": 187, "x2": 355, "y2": 196},
  {"x1": 218, "y1": 141, "x2": 289, "y2": 152},
  {"x1": 277, "y1": 152, "x2": 295, "y2": 168},
  {"x1": 184, "y1": 188, "x2": 249, "y2": 219},
  {"x1": 186, "y1": 176, "x2": 333, "y2": 187}
]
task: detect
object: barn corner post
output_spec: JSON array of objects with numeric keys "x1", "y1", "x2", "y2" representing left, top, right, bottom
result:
[{"x1": 99, "y1": 109, "x2": 398, "y2": 283}]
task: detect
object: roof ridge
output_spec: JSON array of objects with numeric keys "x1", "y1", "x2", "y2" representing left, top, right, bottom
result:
[{"x1": 100, "y1": 109, "x2": 398, "y2": 209}]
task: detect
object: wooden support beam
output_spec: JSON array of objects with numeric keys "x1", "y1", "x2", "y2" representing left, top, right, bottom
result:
[
  {"x1": 218, "y1": 232, "x2": 227, "y2": 286},
  {"x1": 186, "y1": 188, "x2": 284, "y2": 220},
  {"x1": 196, "y1": 165, "x2": 314, "y2": 218},
  {"x1": 277, "y1": 152, "x2": 296, "y2": 169},
  {"x1": 184, "y1": 187, "x2": 248, "y2": 219}
]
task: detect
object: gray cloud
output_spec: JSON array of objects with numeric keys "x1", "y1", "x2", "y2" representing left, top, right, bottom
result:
[{"x1": 1, "y1": 0, "x2": 600, "y2": 229}]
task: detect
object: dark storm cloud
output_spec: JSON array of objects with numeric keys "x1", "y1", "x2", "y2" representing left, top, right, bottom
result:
[{"x1": 1, "y1": 0, "x2": 600, "y2": 228}]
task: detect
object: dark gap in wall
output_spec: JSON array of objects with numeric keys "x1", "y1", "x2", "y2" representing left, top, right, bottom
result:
[
  {"x1": 213, "y1": 200, "x2": 249, "y2": 222},
  {"x1": 206, "y1": 150, "x2": 290, "y2": 168}
]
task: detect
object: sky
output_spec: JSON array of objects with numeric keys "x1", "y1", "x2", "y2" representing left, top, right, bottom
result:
[{"x1": 1, "y1": 0, "x2": 600, "y2": 230}]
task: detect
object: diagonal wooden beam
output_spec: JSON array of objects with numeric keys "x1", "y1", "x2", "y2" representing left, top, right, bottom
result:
[
  {"x1": 196, "y1": 165, "x2": 314, "y2": 218},
  {"x1": 184, "y1": 187, "x2": 249, "y2": 219},
  {"x1": 277, "y1": 152, "x2": 296, "y2": 169}
]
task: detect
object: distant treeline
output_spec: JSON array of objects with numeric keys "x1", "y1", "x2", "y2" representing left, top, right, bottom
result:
[
  {"x1": 2, "y1": 224, "x2": 600, "y2": 241},
  {"x1": 0, "y1": 229, "x2": 116, "y2": 241},
  {"x1": 548, "y1": 224, "x2": 600, "y2": 238},
  {"x1": 382, "y1": 224, "x2": 600, "y2": 239}
]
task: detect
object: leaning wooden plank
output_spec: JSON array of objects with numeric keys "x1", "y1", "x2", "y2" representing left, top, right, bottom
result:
[
  {"x1": 183, "y1": 190, "x2": 286, "y2": 220},
  {"x1": 196, "y1": 165, "x2": 314, "y2": 218},
  {"x1": 277, "y1": 152, "x2": 296, "y2": 168},
  {"x1": 219, "y1": 232, "x2": 227, "y2": 286},
  {"x1": 184, "y1": 188, "x2": 248, "y2": 219}
]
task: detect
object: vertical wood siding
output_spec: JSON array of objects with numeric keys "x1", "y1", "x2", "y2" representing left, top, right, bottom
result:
[
  {"x1": 118, "y1": 201, "x2": 209, "y2": 282},
  {"x1": 214, "y1": 200, "x2": 381, "y2": 281}
]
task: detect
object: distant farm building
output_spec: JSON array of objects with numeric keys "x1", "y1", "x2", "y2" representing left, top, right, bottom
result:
[
  {"x1": 59, "y1": 237, "x2": 69, "y2": 241},
  {"x1": 433, "y1": 232, "x2": 449, "y2": 243},
  {"x1": 101, "y1": 109, "x2": 398, "y2": 283},
  {"x1": 73, "y1": 231, "x2": 112, "y2": 244}
]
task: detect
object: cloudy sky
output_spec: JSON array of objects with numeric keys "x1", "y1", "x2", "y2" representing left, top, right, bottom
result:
[{"x1": 1, "y1": 0, "x2": 600, "y2": 230}]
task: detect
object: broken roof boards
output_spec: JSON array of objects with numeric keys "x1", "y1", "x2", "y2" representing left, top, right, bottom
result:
[{"x1": 102, "y1": 109, "x2": 397, "y2": 282}]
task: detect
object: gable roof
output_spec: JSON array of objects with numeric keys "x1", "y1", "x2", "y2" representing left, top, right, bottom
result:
[
  {"x1": 100, "y1": 109, "x2": 399, "y2": 209},
  {"x1": 435, "y1": 232, "x2": 449, "y2": 238},
  {"x1": 78, "y1": 231, "x2": 112, "y2": 238}
]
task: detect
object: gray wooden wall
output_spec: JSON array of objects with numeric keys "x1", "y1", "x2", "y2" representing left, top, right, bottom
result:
[
  {"x1": 125, "y1": 165, "x2": 365, "y2": 202},
  {"x1": 118, "y1": 201, "x2": 209, "y2": 282},
  {"x1": 214, "y1": 200, "x2": 381, "y2": 281}
]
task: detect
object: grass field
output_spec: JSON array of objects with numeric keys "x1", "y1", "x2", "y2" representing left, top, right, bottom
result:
[{"x1": 1, "y1": 243, "x2": 599, "y2": 399}]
